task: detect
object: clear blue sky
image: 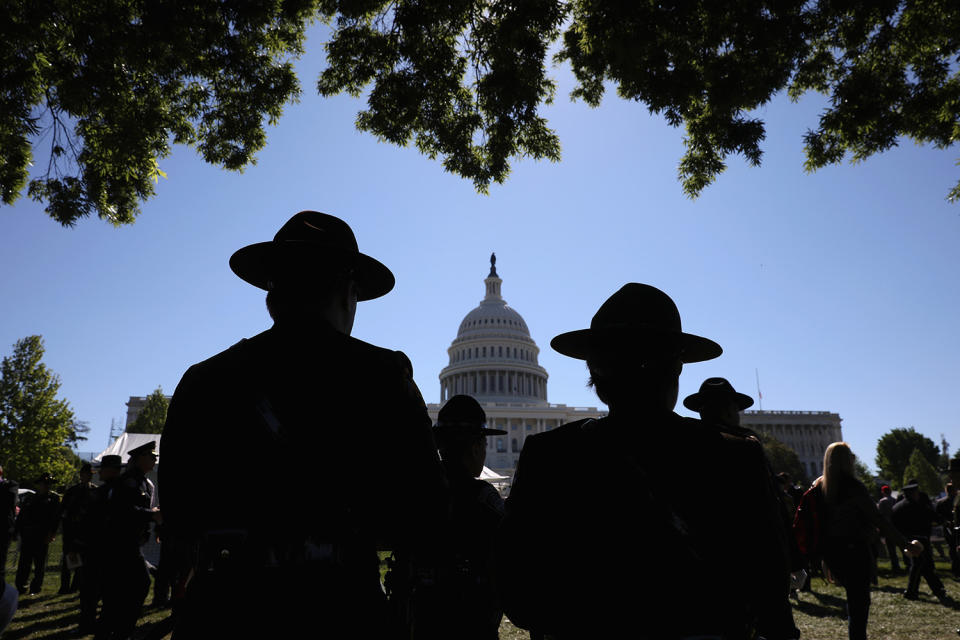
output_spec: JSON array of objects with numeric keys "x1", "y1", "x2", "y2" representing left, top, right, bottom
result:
[{"x1": 2, "y1": 24, "x2": 958, "y2": 474}]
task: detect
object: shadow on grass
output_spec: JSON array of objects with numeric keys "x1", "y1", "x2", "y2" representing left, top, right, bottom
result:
[
  {"x1": 792, "y1": 590, "x2": 847, "y2": 619},
  {"x1": 4, "y1": 611, "x2": 79, "y2": 639},
  {"x1": 11, "y1": 603, "x2": 77, "y2": 622}
]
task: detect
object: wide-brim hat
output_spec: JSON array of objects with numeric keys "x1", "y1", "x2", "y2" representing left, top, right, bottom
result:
[
  {"x1": 902, "y1": 478, "x2": 920, "y2": 490},
  {"x1": 36, "y1": 472, "x2": 55, "y2": 485},
  {"x1": 683, "y1": 377, "x2": 754, "y2": 412},
  {"x1": 99, "y1": 455, "x2": 123, "y2": 469},
  {"x1": 550, "y1": 283, "x2": 722, "y2": 363},
  {"x1": 229, "y1": 211, "x2": 395, "y2": 301},
  {"x1": 435, "y1": 395, "x2": 507, "y2": 438}
]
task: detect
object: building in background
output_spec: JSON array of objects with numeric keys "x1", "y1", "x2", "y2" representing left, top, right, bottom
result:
[
  {"x1": 426, "y1": 256, "x2": 605, "y2": 480},
  {"x1": 740, "y1": 410, "x2": 843, "y2": 480}
]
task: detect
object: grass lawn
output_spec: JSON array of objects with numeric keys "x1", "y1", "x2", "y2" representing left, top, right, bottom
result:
[{"x1": 5, "y1": 543, "x2": 960, "y2": 639}]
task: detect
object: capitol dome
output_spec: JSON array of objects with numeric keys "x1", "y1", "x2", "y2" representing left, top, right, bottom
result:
[{"x1": 439, "y1": 255, "x2": 549, "y2": 404}]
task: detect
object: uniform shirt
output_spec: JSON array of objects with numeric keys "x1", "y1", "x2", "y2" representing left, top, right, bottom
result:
[
  {"x1": 17, "y1": 491, "x2": 61, "y2": 540},
  {"x1": 892, "y1": 494, "x2": 941, "y2": 539},
  {"x1": 0, "y1": 480, "x2": 17, "y2": 538}
]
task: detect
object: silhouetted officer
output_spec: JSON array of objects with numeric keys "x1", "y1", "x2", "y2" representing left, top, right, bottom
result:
[
  {"x1": 935, "y1": 482, "x2": 959, "y2": 578},
  {"x1": 59, "y1": 462, "x2": 96, "y2": 594},
  {"x1": 408, "y1": 395, "x2": 506, "y2": 640},
  {"x1": 893, "y1": 479, "x2": 948, "y2": 602},
  {"x1": 161, "y1": 211, "x2": 447, "y2": 639},
  {"x1": 97, "y1": 443, "x2": 161, "y2": 640},
  {"x1": 77, "y1": 455, "x2": 123, "y2": 636},
  {"x1": 497, "y1": 284, "x2": 792, "y2": 640},
  {"x1": 15, "y1": 473, "x2": 60, "y2": 595},
  {"x1": 0, "y1": 466, "x2": 16, "y2": 581},
  {"x1": 684, "y1": 377, "x2": 801, "y2": 638}
]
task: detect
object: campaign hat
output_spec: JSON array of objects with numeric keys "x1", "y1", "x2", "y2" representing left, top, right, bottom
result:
[
  {"x1": 99, "y1": 455, "x2": 123, "y2": 469},
  {"x1": 550, "y1": 283, "x2": 722, "y2": 363},
  {"x1": 435, "y1": 395, "x2": 507, "y2": 440},
  {"x1": 36, "y1": 472, "x2": 55, "y2": 485},
  {"x1": 902, "y1": 478, "x2": 920, "y2": 490},
  {"x1": 229, "y1": 211, "x2": 395, "y2": 301},
  {"x1": 683, "y1": 377, "x2": 754, "y2": 412}
]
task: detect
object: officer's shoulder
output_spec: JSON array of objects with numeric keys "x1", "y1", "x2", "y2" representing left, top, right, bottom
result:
[{"x1": 525, "y1": 418, "x2": 596, "y2": 449}]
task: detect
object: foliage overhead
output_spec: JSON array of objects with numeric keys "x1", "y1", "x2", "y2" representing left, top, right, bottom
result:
[
  {"x1": 127, "y1": 386, "x2": 169, "y2": 434},
  {"x1": 853, "y1": 457, "x2": 879, "y2": 501},
  {"x1": 901, "y1": 447, "x2": 943, "y2": 496},
  {"x1": 4, "y1": 0, "x2": 960, "y2": 225},
  {"x1": 875, "y1": 427, "x2": 940, "y2": 489},
  {"x1": 0, "y1": 336, "x2": 84, "y2": 486}
]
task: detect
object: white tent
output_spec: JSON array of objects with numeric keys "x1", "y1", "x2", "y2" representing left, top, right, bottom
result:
[
  {"x1": 95, "y1": 432, "x2": 160, "y2": 462},
  {"x1": 480, "y1": 466, "x2": 508, "y2": 482}
]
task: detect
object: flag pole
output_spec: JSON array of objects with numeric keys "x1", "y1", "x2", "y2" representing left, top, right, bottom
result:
[{"x1": 755, "y1": 369, "x2": 763, "y2": 411}]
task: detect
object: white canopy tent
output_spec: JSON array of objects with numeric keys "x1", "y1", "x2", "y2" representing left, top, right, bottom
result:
[
  {"x1": 94, "y1": 432, "x2": 160, "y2": 463},
  {"x1": 479, "y1": 466, "x2": 508, "y2": 482}
]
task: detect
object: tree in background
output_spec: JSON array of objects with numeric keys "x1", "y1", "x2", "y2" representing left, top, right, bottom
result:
[
  {"x1": 4, "y1": 1, "x2": 960, "y2": 226},
  {"x1": 875, "y1": 427, "x2": 940, "y2": 489},
  {"x1": 853, "y1": 458, "x2": 879, "y2": 501},
  {"x1": 126, "y1": 386, "x2": 169, "y2": 434},
  {"x1": 758, "y1": 433, "x2": 808, "y2": 484},
  {"x1": 901, "y1": 448, "x2": 944, "y2": 497},
  {"x1": 0, "y1": 336, "x2": 83, "y2": 487},
  {"x1": 940, "y1": 434, "x2": 951, "y2": 471}
]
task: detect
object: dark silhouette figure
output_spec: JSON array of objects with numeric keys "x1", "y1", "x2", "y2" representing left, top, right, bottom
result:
[
  {"x1": 160, "y1": 211, "x2": 447, "y2": 639},
  {"x1": 15, "y1": 473, "x2": 60, "y2": 595},
  {"x1": 409, "y1": 394, "x2": 505, "y2": 640},
  {"x1": 935, "y1": 482, "x2": 959, "y2": 578},
  {"x1": 0, "y1": 466, "x2": 17, "y2": 581},
  {"x1": 76, "y1": 455, "x2": 123, "y2": 636},
  {"x1": 58, "y1": 462, "x2": 96, "y2": 594},
  {"x1": 892, "y1": 479, "x2": 948, "y2": 602},
  {"x1": 876, "y1": 485, "x2": 903, "y2": 572},
  {"x1": 496, "y1": 283, "x2": 792, "y2": 639},
  {"x1": 97, "y1": 442, "x2": 161, "y2": 639},
  {"x1": 815, "y1": 443, "x2": 921, "y2": 640},
  {"x1": 684, "y1": 377, "x2": 802, "y2": 638}
]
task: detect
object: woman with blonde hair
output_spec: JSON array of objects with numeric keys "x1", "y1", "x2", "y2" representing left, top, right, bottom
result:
[{"x1": 814, "y1": 442, "x2": 922, "y2": 640}]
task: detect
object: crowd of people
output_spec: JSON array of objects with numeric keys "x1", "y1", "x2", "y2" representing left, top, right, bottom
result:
[{"x1": 0, "y1": 210, "x2": 957, "y2": 640}]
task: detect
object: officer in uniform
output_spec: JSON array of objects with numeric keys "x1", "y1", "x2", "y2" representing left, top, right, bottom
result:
[
  {"x1": 77, "y1": 455, "x2": 123, "y2": 636},
  {"x1": 98, "y1": 444, "x2": 161, "y2": 639},
  {"x1": 59, "y1": 462, "x2": 97, "y2": 594},
  {"x1": 160, "y1": 211, "x2": 447, "y2": 639},
  {"x1": 892, "y1": 479, "x2": 948, "y2": 602},
  {"x1": 496, "y1": 284, "x2": 792, "y2": 640},
  {"x1": 407, "y1": 394, "x2": 506, "y2": 640},
  {"x1": 15, "y1": 473, "x2": 60, "y2": 595},
  {"x1": 0, "y1": 466, "x2": 17, "y2": 581}
]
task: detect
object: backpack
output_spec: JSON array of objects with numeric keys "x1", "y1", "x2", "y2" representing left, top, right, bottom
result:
[{"x1": 792, "y1": 484, "x2": 823, "y2": 560}]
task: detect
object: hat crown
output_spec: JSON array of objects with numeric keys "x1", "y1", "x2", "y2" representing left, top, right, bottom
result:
[
  {"x1": 698, "y1": 377, "x2": 737, "y2": 396},
  {"x1": 273, "y1": 211, "x2": 359, "y2": 252},
  {"x1": 590, "y1": 283, "x2": 682, "y2": 333},
  {"x1": 437, "y1": 394, "x2": 487, "y2": 427}
]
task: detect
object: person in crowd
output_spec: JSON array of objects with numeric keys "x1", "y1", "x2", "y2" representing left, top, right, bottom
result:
[
  {"x1": 815, "y1": 443, "x2": 922, "y2": 640},
  {"x1": 684, "y1": 376, "x2": 802, "y2": 636},
  {"x1": 411, "y1": 394, "x2": 506, "y2": 640},
  {"x1": 934, "y1": 482, "x2": 958, "y2": 578},
  {"x1": 892, "y1": 478, "x2": 949, "y2": 602},
  {"x1": 160, "y1": 211, "x2": 447, "y2": 639},
  {"x1": 496, "y1": 283, "x2": 793, "y2": 639},
  {"x1": 96, "y1": 447, "x2": 161, "y2": 640},
  {"x1": 876, "y1": 485, "x2": 903, "y2": 572},
  {"x1": 76, "y1": 455, "x2": 123, "y2": 636},
  {"x1": 58, "y1": 462, "x2": 96, "y2": 594},
  {"x1": 0, "y1": 581, "x2": 16, "y2": 636},
  {"x1": 0, "y1": 467, "x2": 16, "y2": 581},
  {"x1": 15, "y1": 473, "x2": 60, "y2": 595}
]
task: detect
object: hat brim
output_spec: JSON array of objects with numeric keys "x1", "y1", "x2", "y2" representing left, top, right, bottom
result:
[
  {"x1": 550, "y1": 327, "x2": 722, "y2": 363},
  {"x1": 683, "y1": 391, "x2": 754, "y2": 412},
  {"x1": 435, "y1": 425, "x2": 508, "y2": 438},
  {"x1": 229, "y1": 242, "x2": 395, "y2": 301}
]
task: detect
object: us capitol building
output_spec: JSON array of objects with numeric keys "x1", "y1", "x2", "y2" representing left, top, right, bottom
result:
[{"x1": 425, "y1": 256, "x2": 605, "y2": 478}]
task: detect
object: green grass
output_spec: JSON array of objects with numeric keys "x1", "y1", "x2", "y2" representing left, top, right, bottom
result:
[{"x1": 6, "y1": 544, "x2": 960, "y2": 639}]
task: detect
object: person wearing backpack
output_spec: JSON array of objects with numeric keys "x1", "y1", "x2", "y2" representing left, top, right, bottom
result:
[{"x1": 812, "y1": 442, "x2": 922, "y2": 640}]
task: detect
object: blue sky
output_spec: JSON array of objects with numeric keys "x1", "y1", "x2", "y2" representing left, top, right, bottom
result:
[{"x1": 2, "y1": 24, "x2": 959, "y2": 474}]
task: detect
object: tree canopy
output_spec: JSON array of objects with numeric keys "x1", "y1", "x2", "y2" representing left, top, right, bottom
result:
[
  {"x1": 127, "y1": 386, "x2": 169, "y2": 434},
  {"x1": 875, "y1": 427, "x2": 939, "y2": 489},
  {"x1": 901, "y1": 447, "x2": 943, "y2": 496},
  {"x1": 0, "y1": 336, "x2": 84, "y2": 486},
  {"x1": 4, "y1": 0, "x2": 960, "y2": 226},
  {"x1": 758, "y1": 433, "x2": 807, "y2": 484}
]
